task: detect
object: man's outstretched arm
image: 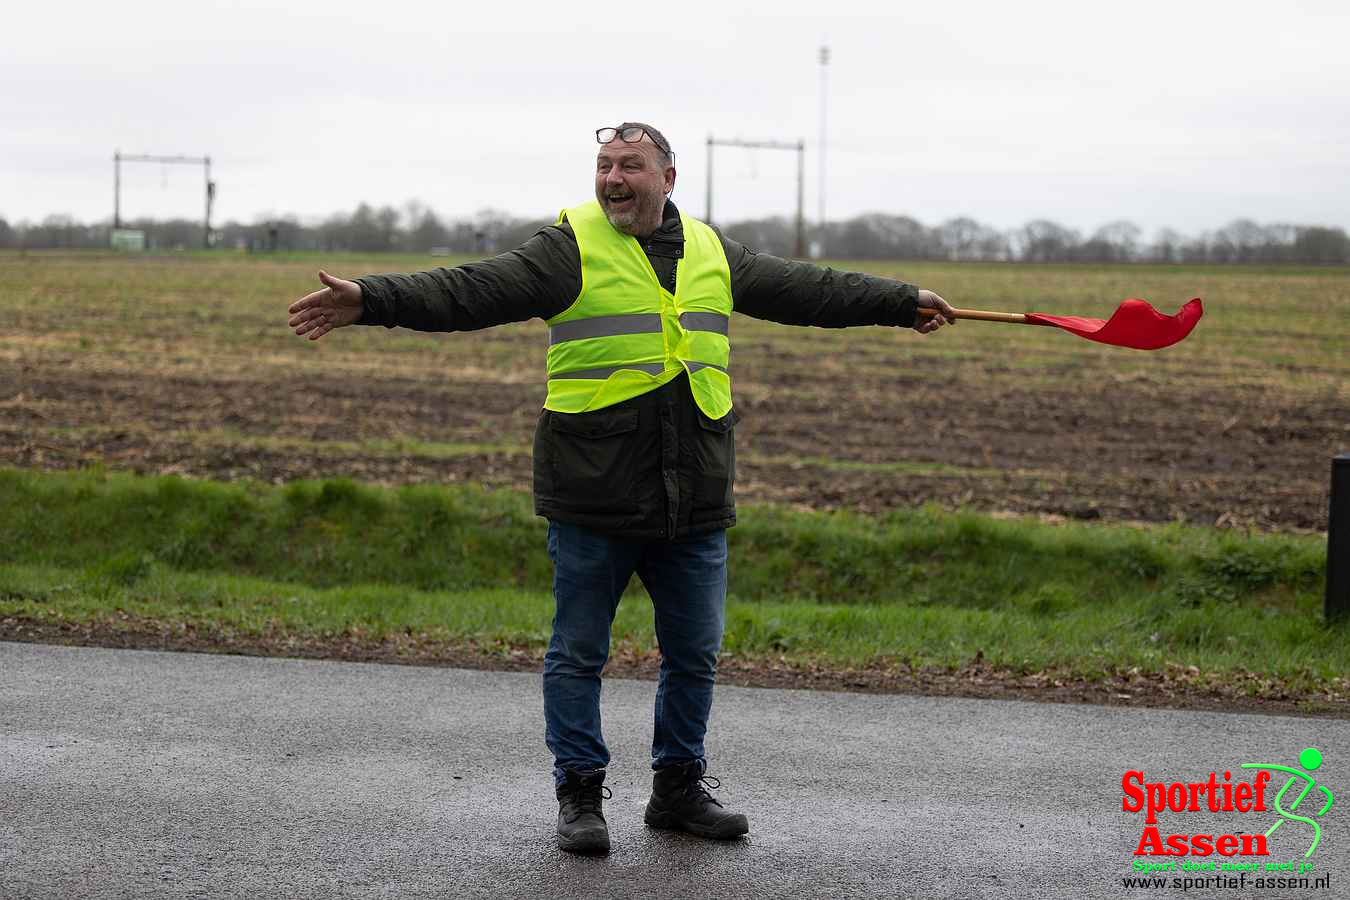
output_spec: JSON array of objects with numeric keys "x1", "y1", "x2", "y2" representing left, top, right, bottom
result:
[
  {"x1": 287, "y1": 227, "x2": 580, "y2": 340},
  {"x1": 721, "y1": 234, "x2": 955, "y2": 333}
]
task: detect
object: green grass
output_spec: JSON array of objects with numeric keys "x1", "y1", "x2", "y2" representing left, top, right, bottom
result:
[
  {"x1": 3, "y1": 252, "x2": 1345, "y2": 711},
  {"x1": 2, "y1": 467, "x2": 1342, "y2": 690}
]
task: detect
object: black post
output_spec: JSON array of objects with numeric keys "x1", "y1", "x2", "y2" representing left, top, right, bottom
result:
[{"x1": 1329, "y1": 454, "x2": 1350, "y2": 624}]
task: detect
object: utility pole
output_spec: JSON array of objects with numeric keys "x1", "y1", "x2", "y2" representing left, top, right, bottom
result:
[
  {"x1": 795, "y1": 139, "x2": 805, "y2": 261},
  {"x1": 704, "y1": 136, "x2": 808, "y2": 257},
  {"x1": 705, "y1": 135, "x2": 714, "y2": 223},
  {"x1": 113, "y1": 150, "x2": 122, "y2": 229},
  {"x1": 112, "y1": 152, "x2": 215, "y2": 248},
  {"x1": 204, "y1": 156, "x2": 215, "y2": 250},
  {"x1": 818, "y1": 44, "x2": 830, "y2": 257}
]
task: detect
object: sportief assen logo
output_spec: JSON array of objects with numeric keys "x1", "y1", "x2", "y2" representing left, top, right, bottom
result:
[
  {"x1": 1124, "y1": 747, "x2": 1333, "y2": 859},
  {"x1": 1120, "y1": 747, "x2": 1335, "y2": 892}
]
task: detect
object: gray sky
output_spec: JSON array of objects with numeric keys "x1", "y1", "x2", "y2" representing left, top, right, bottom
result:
[{"x1": 3, "y1": 0, "x2": 1348, "y2": 237}]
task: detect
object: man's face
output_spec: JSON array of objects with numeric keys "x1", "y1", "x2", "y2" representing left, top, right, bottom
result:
[{"x1": 595, "y1": 136, "x2": 675, "y2": 238}]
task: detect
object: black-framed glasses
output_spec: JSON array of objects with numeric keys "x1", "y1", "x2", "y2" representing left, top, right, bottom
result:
[{"x1": 596, "y1": 125, "x2": 673, "y2": 162}]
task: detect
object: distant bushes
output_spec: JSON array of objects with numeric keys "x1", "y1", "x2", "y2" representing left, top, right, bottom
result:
[
  {"x1": 723, "y1": 214, "x2": 1350, "y2": 265},
  {"x1": 2, "y1": 205, "x2": 1347, "y2": 264}
]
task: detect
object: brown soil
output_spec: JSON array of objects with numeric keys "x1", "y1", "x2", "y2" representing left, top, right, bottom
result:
[
  {"x1": 2, "y1": 360, "x2": 1344, "y2": 531},
  {"x1": 4, "y1": 613, "x2": 1345, "y2": 719}
]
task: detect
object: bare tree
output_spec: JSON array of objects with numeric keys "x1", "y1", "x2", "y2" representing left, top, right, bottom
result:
[
  {"x1": 936, "y1": 217, "x2": 982, "y2": 260},
  {"x1": 1089, "y1": 220, "x2": 1143, "y2": 262},
  {"x1": 1015, "y1": 219, "x2": 1080, "y2": 263},
  {"x1": 407, "y1": 208, "x2": 451, "y2": 253},
  {"x1": 1149, "y1": 228, "x2": 1183, "y2": 263},
  {"x1": 1214, "y1": 219, "x2": 1266, "y2": 263}
]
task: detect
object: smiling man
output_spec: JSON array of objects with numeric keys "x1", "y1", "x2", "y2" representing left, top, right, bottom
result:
[
  {"x1": 595, "y1": 124, "x2": 674, "y2": 235},
  {"x1": 288, "y1": 121, "x2": 955, "y2": 854}
]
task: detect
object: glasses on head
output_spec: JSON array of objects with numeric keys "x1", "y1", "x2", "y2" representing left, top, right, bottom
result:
[{"x1": 596, "y1": 125, "x2": 673, "y2": 163}]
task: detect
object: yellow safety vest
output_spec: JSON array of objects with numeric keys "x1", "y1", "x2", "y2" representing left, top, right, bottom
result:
[{"x1": 544, "y1": 201, "x2": 733, "y2": 419}]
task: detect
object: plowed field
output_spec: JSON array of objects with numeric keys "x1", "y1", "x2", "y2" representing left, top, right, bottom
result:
[{"x1": 3, "y1": 252, "x2": 1347, "y2": 531}]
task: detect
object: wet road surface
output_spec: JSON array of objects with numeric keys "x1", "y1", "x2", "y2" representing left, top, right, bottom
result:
[{"x1": 2, "y1": 642, "x2": 1345, "y2": 898}]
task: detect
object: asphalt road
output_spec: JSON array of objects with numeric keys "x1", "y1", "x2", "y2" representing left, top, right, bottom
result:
[{"x1": 2, "y1": 641, "x2": 1346, "y2": 899}]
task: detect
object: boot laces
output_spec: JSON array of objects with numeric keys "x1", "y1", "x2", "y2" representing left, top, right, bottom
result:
[
  {"x1": 684, "y1": 774, "x2": 724, "y2": 809},
  {"x1": 568, "y1": 782, "x2": 611, "y2": 817}
]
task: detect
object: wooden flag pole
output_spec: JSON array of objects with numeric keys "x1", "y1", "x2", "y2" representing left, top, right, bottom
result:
[{"x1": 916, "y1": 306, "x2": 1028, "y2": 324}]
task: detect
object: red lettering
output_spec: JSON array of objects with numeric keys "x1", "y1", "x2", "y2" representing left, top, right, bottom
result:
[
  {"x1": 1147, "y1": 783, "x2": 1167, "y2": 824},
  {"x1": 1167, "y1": 783, "x2": 1187, "y2": 811},
  {"x1": 1203, "y1": 773, "x2": 1221, "y2": 811},
  {"x1": 1135, "y1": 826, "x2": 1167, "y2": 856},
  {"x1": 1124, "y1": 772, "x2": 1275, "y2": 832},
  {"x1": 1122, "y1": 771, "x2": 1145, "y2": 813},
  {"x1": 1133, "y1": 831, "x2": 1267, "y2": 858},
  {"x1": 1253, "y1": 771, "x2": 1270, "y2": 811}
]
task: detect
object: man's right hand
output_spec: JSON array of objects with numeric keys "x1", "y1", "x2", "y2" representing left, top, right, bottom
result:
[
  {"x1": 914, "y1": 289, "x2": 956, "y2": 334},
  {"x1": 288, "y1": 270, "x2": 364, "y2": 340}
]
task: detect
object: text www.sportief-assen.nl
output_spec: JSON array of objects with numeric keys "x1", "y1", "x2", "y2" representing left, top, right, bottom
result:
[{"x1": 1121, "y1": 872, "x2": 1331, "y2": 892}]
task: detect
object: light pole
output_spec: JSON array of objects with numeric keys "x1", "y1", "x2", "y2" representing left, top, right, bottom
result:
[
  {"x1": 114, "y1": 150, "x2": 122, "y2": 230},
  {"x1": 705, "y1": 135, "x2": 714, "y2": 223},
  {"x1": 818, "y1": 44, "x2": 830, "y2": 258}
]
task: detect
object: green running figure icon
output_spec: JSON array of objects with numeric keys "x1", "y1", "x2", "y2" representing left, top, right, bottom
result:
[{"x1": 1241, "y1": 747, "x2": 1334, "y2": 858}]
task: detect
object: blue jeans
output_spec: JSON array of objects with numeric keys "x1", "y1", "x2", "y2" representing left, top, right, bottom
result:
[{"x1": 543, "y1": 520, "x2": 728, "y2": 786}]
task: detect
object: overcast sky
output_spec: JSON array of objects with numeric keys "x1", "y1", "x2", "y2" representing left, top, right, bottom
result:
[{"x1": 3, "y1": 0, "x2": 1347, "y2": 237}]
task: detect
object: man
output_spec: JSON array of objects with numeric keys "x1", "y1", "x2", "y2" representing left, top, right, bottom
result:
[{"x1": 287, "y1": 122, "x2": 955, "y2": 854}]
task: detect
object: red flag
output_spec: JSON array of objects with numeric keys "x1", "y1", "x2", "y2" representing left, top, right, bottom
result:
[{"x1": 1025, "y1": 298, "x2": 1203, "y2": 350}]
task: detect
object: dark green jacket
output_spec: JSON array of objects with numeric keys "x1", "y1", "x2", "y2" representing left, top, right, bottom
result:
[{"x1": 356, "y1": 201, "x2": 920, "y2": 540}]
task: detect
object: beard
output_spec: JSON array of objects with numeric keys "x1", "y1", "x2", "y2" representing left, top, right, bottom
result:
[
  {"x1": 604, "y1": 205, "x2": 641, "y2": 235},
  {"x1": 601, "y1": 188, "x2": 662, "y2": 237}
]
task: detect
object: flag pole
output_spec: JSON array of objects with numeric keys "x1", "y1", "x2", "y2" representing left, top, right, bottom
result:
[{"x1": 916, "y1": 306, "x2": 1028, "y2": 324}]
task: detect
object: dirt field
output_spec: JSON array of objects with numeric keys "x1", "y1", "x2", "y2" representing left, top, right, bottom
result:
[{"x1": 3, "y1": 252, "x2": 1347, "y2": 531}]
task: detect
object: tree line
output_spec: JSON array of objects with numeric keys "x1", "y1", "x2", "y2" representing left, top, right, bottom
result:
[{"x1": 4, "y1": 203, "x2": 1348, "y2": 264}]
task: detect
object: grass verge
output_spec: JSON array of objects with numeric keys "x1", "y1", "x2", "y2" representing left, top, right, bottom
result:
[{"x1": 1, "y1": 466, "x2": 1344, "y2": 710}]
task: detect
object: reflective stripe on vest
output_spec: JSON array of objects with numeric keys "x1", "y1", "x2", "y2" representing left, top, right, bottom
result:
[
  {"x1": 543, "y1": 201, "x2": 733, "y2": 418},
  {"x1": 548, "y1": 311, "x2": 729, "y2": 346},
  {"x1": 552, "y1": 362, "x2": 667, "y2": 379},
  {"x1": 548, "y1": 313, "x2": 662, "y2": 346},
  {"x1": 678, "y1": 311, "x2": 729, "y2": 335}
]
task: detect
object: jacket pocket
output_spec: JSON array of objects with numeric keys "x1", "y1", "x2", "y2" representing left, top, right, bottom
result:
[
  {"x1": 689, "y1": 408, "x2": 739, "y2": 511},
  {"x1": 546, "y1": 408, "x2": 643, "y2": 513}
]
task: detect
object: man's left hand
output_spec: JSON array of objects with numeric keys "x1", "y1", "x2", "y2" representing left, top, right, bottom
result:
[{"x1": 914, "y1": 289, "x2": 956, "y2": 334}]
